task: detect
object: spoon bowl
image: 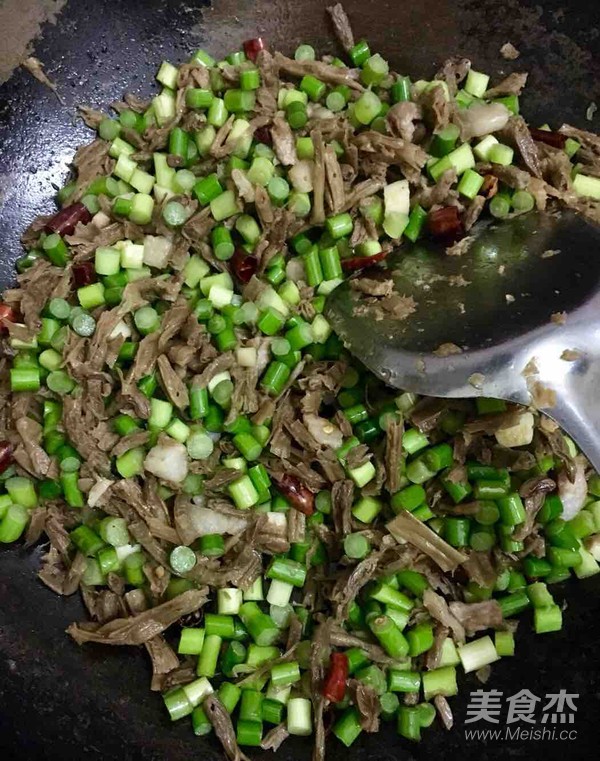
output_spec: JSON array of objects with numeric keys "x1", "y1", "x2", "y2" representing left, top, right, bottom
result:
[{"x1": 325, "y1": 210, "x2": 600, "y2": 470}]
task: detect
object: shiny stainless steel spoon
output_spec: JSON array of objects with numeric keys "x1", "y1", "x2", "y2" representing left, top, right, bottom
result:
[{"x1": 325, "y1": 210, "x2": 600, "y2": 471}]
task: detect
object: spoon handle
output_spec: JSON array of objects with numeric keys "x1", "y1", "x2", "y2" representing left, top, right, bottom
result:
[{"x1": 536, "y1": 373, "x2": 600, "y2": 474}]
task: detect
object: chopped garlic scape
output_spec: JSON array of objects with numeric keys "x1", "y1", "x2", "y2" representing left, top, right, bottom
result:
[
  {"x1": 384, "y1": 179, "x2": 410, "y2": 216},
  {"x1": 208, "y1": 371, "x2": 232, "y2": 393},
  {"x1": 236, "y1": 347, "x2": 258, "y2": 367}
]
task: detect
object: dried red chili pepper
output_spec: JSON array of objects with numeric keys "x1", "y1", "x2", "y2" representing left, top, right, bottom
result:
[
  {"x1": 322, "y1": 652, "x2": 349, "y2": 703},
  {"x1": 0, "y1": 441, "x2": 14, "y2": 475},
  {"x1": 0, "y1": 304, "x2": 17, "y2": 335},
  {"x1": 230, "y1": 248, "x2": 258, "y2": 284},
  {"x1": 72, "y1": 261, "x2": 97, "y2": 288},
  {"x1": 480, "y1": 175, "x2": 499, "y2": 199},
  {"x1": 45, "y1": 202, "x2": 92, "y2": 237},
  {"x1": 529, "y1": 127, "x2": 567, "y2": 150},
  {"x1": 341, "y1": 250, "x2": 388, "y2": 272},
  {"x1": 449, "y1": 565, "x2": 469, "y2": 585},
  {"x1": 254, "y1": 125, "x2": 273, "y2": 146},
  {"x1": 274, "y1": 474, "x2": 315, "y2": 516},
  {"x1": 427, "y1": 206, "x2": 464, "y2": 242},
  {"x1": 243, "y1": 38, "x2": 266, "y2": 63}
]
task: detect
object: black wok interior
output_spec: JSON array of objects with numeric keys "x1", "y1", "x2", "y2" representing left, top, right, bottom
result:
[{"x1": 0, "y1": 0, "x2": 599, "y2": 758}]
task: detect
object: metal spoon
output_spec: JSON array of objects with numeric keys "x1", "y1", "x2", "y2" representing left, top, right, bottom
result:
[{"x1": 325, "y1": 210, "x2": 600, "y2": 471}]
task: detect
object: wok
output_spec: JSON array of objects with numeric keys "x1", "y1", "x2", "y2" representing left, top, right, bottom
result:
[{"x1": 0, "y1": 0, "x2": 599, "y2": 759}]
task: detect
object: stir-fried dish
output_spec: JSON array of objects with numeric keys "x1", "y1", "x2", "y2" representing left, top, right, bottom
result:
[{"x1": 2, "y1": 4, "x2": 600, "y2": 757}]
